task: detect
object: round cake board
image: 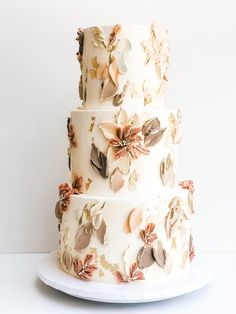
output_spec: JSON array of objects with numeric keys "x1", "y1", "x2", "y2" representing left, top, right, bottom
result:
[{"x1": 37, "y1": 251, "x2": 213, "y2": 304}]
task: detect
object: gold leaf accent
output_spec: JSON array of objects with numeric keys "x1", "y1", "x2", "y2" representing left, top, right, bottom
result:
[
  {"x1": 130, "y1": 83, "x2": 142, "y2": 98},
  {"x1": 143, "y1": 81, "x2": 152, "y2": 105},
  {"x1": 128, "y1": 170, "x2": 138, "y2": 191},
  {"x1": 91, "y1": 27, "x2": 106, "y2": 49},
  {"x1": 110, "y1": 168, "x2": 124, "y2": 193},
  {"x1": 160, "y1": 153, "x2": 175, "y2": 188},
  {"x1": 100, "y1": 255, "x2": 119, "y2": 275},
  {"x1": 169, "y1": 109, "x2": 182, "y2": 144},
  {"x1": 99, "y1": 270, "x2": 105, "y2": 277},
  {"x1": 89, "y1": 247, "x2": 99, "y2": 263},
  {"x1": 85, "y1": 178, "x2": 93, "y2": 191},
  {"x1": 91, "y1": 56, "x2": 98, "y2": 68}
]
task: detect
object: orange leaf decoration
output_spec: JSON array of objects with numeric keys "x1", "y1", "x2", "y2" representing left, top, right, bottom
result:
[
  {"x1": 179, "y1": 180, "x2": 194, "y2": 192},
  {"x1": 73, "y1": 255, "x2": 97, "y2": 280},
  {"x1": 116, "y1": 262, "x2": 144, "y2": 283},
  {"x1": 140, "y1": 223, "x2": 157, "y2": 245}
]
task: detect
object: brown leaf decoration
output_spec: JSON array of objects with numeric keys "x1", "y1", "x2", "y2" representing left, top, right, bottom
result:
[
  {"x1": 79, "y1": 74, "x2": 83, "y2": 100},
  {"x1": 110, "y1": 168, "x2": 124, "y2": 192},
  {"x1": 73, "y1": 254, "x2": 97, "y2": 280},
  {"x1": 90, "y1": 143, "x2": 108, "y2": 178},
  {"x1": 142, "y1": 118, "x2": 160, "y2": 135},
  {"x1": 91, "y1": 27, "x2": 106, "y2": 49},
  {"x1": 142, "y1": 118, "x2": 166, "y2": 147},
  {"x1": 113, "y1": 81, "x2": 129, "y2": 106},
  {"x1": 96, "y1": 63, "x2": 109, "y2": 80},
  {"x1": 55, "y1": 200, "x2": 62, "y2": 221},
  {"x1": 144, "y1": 128, "x2": 166, "y2": 147},
  {"x1": 152, "y1": 241, "x2": 166, "y2": 268},
  {"x1": 76, "y1": 28, "x2": 84, "y2": 64},
  {"x1": 74, "y1": 222, "x2": 93, "y2": 251},
  {"x1": 137, "y1": 246, "x2": 155, "y2": 269},
  {"x1": 72, "y1": 176, "x2": 83, "y2": 194},
  {"x1": 67, "y1": 117, "x2": 77, "y2": 148},
  {"x1": 96, "y1": 219, "x2": 107, "y2": 244}
]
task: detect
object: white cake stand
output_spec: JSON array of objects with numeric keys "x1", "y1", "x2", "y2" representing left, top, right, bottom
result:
[{"x1": 37, "y1": 251, "x2": 213, "y2": 303}]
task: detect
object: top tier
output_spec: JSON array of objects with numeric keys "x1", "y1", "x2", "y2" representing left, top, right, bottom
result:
[{"x1": 77, "y1": 24, "x2": 170, "y2": 112}]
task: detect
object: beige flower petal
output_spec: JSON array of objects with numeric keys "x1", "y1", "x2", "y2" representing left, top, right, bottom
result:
[
  {"x1": 110, "y1": 168, "x2": 124, "y2": 192},
  {"x1": 129, "y1": 207, "x2": 143, "y2": 232},
  {"x1": 116, "y1": 108, "x2": 129, "y2": 125},
  {"x1": 109, "y1": 58, "x2": 119, "y2": 86},
  {"x1": 96, "y1": 63, "x2": 109, "y2": 80},
  {"x1": 90, "y1": 202, "x2": 105, "y2": 218},
  {"x1": 96, "y1": 219, "x2": 107, "y2": 244},
  {"x1": 118, "y1": 154, "x2": 131, "y2": 175},
  {"x1": 92, "y1": 214, "x2": 103, "y2": 230},
  {"x1": 129, "y1": 113, "x2": 141, "y2": 127},
  {"x1": 100, "y1": 77, "x2": 118, "y2": 100},
  {"x1": 99, "y1": 123, "x2": 119, "y2": 141},
  {"x1": 128, "y1": 170, "x2": 138, "y2": 191}
]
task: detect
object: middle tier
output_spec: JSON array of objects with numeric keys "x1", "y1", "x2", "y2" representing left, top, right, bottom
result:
[{"x1": 69, "y1": 108, "x2": 182, "y2": 196}]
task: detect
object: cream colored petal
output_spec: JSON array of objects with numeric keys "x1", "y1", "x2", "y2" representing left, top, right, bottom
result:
[
  {"x1": 129, "y1": 113, "x2": 141, "y2": 127},
  {"x1": 116, "y1": 108, "x2": 129, "y2": 125},
  {"x1": 90, "y1": 202, "x2": 105, "y2": 217},
  {"x1": 92, "y1": 213, "x2": 103, "y2": 230},
  {"x1": 99, "y1": 123, "x2": 119, "y2": 141},
  {"x1": 118, "y1": 154, "x2": 131, "y2": 175},
  {"x1": 129, "y1": 207, "x2": 143, "y2": 232},
  {"x1": 100, "y1": 77, "x2": 118, "y2": 100},
  {"x1": 106, "y1": 146, "x2": 116, "y2": 163},
  {"x1": 110, "y1": 168, "x2": 124, "y2": 193},
  {"x1": 109, "y1": 58, "x2": 119, "y2": 86}
]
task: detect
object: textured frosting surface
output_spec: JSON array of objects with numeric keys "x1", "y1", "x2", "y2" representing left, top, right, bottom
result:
[
  {"x1": 55, "y1": 24, "x2": 195, "y2": 284},
  {"x1": 78, "y1": 24, "x2": 169, "y2": 111},
  {"x1": 58, "y1": 189, "x2": 193, "y2": 283}
]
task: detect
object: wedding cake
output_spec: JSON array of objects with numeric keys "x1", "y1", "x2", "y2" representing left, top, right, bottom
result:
[{"x1": 55, "y1": 24, "x2": 195, "y2": 283}]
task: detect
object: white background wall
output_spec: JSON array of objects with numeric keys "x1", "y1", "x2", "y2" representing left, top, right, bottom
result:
[{"x1": 0, "y1": 0, "x2": 235, "y2": 253}]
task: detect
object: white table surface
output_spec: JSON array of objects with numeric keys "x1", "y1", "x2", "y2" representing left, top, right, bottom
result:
[{"x1": 0, "y1": 252, "x2": 235, "y2": 314}]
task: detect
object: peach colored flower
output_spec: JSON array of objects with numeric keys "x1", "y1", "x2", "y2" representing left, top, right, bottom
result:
[
  {"x1": 73, "y1": 255, "x2": 97, "y2": 280},
  {"x1": 140, "y1": 223, "x2": 158, "y2": 245},
  {"x1": 116, "y1": 262, "x2": 144, "y2": 283},
  {"x1": 179, "y1": 180, "x2": 194, "y2": 193}
]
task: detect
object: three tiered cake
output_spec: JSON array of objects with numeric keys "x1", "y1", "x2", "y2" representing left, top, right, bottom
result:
[{"x1": 55, "y1": 24, "x2": 195, "y2": 284}]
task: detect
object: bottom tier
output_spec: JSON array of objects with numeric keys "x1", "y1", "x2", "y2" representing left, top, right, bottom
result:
[{"x1": 56, "y1": 186, "x2": 195, "y2": 284}]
